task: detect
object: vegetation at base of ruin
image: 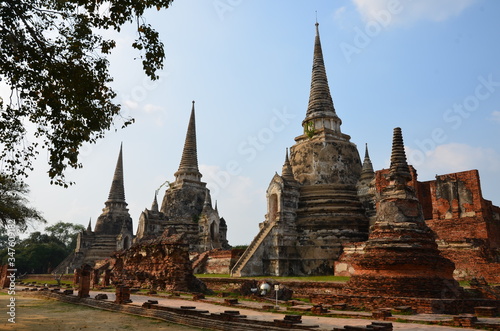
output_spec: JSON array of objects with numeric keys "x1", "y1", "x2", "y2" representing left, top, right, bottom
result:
[
  {"x1": 304, "y1": 121, "x2": 316, "y2": 138},
  {"x1": 195, "y1": 274, "x2": 350, "y2": 282},
  {"x1": 21, "y1": 278, "x2": 73, "y2": 287},
  {"x1": 392, "y1": 310, "x2": 416, "y2": 315},
  {"x1": 0, "y1": 0, "x2": 175, "y2": 186},
  {"x1": 195, "y1": 273, "x2": 232, "y2": 278},
  {"x1": 459, "y1": 280, "x2": 471, "y2": 287}
]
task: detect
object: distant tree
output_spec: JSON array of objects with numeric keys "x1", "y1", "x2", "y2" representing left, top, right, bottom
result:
[
  {"x1": 45, "y1": 221, "x2": 85, "y2": 251},
  {"x1": 0, "y1": 231, "x2": 67, "y2": 274},
  {"x1": 15, "y1": 241, "x2": 68, "y2": 274},
  {"x1": 0, "y1": 0, "x2": 174, "y2": 186},
  {"x1": 0, "y1": 174, "x2": 45, "y2": 230}
]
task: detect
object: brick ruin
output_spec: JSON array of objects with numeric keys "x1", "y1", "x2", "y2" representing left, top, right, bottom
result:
[
  {"x1": 421, "y1": 171, "x2": 500, "y2": 283},
  {"x1": 92, "y1": 228, "x2": 206, "y2": 293},
  {"x1": 76, "y1": 264, "x2": 92, "y2": 298},
  {"x1": 0, "y1": 265, "x2": 11, "y2": 289},
  {"x1": 336, "y1": 168, "x2": 500, "y2": 283},
  {"x1": 191, "y1": 249, "x2": 244, "y2": 274}
]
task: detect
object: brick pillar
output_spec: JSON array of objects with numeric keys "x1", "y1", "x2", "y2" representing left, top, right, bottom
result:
[
  {"x1": 0, "y1": 265, "x2": 9, "y2": 289},
  {"x1": 73, "y1": 268, "x2": 81, "y2": 286},
  {"x1": 104, "y1": 270, "x2": 111, "y2": 286},
  {"x1": 115, "y1": 285, "x2": 131, "y2": 304},
  {"x1": 91, "y1": 270, "x2": 99, "y2": 288},
  {"x1": 78, "y1": 265, "x2": 92, "y2": 298}
]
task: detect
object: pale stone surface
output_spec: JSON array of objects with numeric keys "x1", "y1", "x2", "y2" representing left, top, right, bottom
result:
[{"x1": 231, "y1": 23, "x2": 369, "y2": 277}]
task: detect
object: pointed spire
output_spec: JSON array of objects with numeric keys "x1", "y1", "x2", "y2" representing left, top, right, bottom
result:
[
  {"x1": 151, "y1": 193, "x2": 159, "y2": 212},
  {"x1": 281, "y1": 148, "x2": 294, "y2": 180},
  {"x1": 107, "y1": 144, "x2": 126, "y2": 203},
  {"x1": 86, "y1": 218, "x2": 92, "y2": 233},
  {"x1": 389, "y1": 127, "x2": 411, "y2": 185},
  {"x1": 175, "y1": 101, "x2": 202, "y2": 183},
  {"x1": 214, "y1": 200, "x2": 218, "y2": 212},
  {"x1": 203, "y1": 189, "x2": 212, "y2": 208},
  {"x1": 360, "y1": 143, "x2": 375, "y2": 181},
  {"x1": 303, "y1": 22, "x2": 341, "y2": 130}
]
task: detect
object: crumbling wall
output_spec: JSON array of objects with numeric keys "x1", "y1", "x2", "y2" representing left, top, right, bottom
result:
[
  {"x1": 105, "y1": 230, "x2": 206, "y2": 292},
  {"x1": 196, "y1": 249, "x2": 243, "y2": 274},
  {"x1": 426, "y1": 171, "x2": 500, "y2": 283}
]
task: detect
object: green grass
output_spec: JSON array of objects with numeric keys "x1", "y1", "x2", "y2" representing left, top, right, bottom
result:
[
  {"x1": 195, "y1": 274, "x2": 350, "y2": 282},
  {"x1": 459, "y1": 280, "x2": 470, "y2": 287},
  {"x1": 21, "y1": 278, "x2": 73, "y2": 286},
  {"x1": 195, "y1": 273, "x2": 231, "y2": 278}
]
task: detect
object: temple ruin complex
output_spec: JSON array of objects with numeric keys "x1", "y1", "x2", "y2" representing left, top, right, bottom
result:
[{"x1": 56, "y1": 22, "x2": 499, "y2": 286}]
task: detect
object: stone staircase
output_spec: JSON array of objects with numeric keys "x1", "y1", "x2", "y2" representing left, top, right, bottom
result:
[
  {"x1": 191, "y1": 250, "x2": 210, "y2": 273},
  {"x1": 52, "y1": 252, "x2": 77, "y2": 274},
  {"x1": 230, "y1": 220, "x2": 276, "y2": 277}
]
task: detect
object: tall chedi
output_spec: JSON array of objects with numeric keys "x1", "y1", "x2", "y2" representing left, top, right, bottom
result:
[
  {"x1": 94, "y1": 144, "x2": 133, "y2": 236},
  {"x1": 231, "y1": 23, "x2": 368, "y2": 277},
  {"x1": 288, "y1": 22, "x2": 369, "y2": 273},
  {"x1": 136, "y1": 101, "x2": 230, "y2": 252},
  {"x1": 160, "y1": 101, "x2": 207, "y2": 222},
  {"x1": 53, "y1": 145, "x2": 134, "y2": 273}
]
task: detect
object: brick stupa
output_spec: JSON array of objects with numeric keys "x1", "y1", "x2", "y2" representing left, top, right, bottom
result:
[{"x1": 343, "y1": 127, "x2": 463, "y2": 299}]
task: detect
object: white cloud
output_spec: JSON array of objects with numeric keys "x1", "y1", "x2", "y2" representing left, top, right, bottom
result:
[
  {"x1": 352, "y1": 0, "x2": 478, "y2": 26},
  {"x1": 143, "y1": 103, "x2": 163, "y2": 113},
  {"x1": 491, "y1": 111, "x2": 500, "y2": 124},
  {"x1": 406, "y1": 143, "x2": 500, "y2": 179},
  {"x1": 332, "y1": 6, "x2": 354, "y2": 30},
  {"x1": 123, "y1": 99, "x2": 139, "y2": 110},
  {"x1": 333, "y1": 6, "x2": 346, "y2": 22},
  {"x1": 334, "y1": 6, "x2": 347, "y2": 21}
]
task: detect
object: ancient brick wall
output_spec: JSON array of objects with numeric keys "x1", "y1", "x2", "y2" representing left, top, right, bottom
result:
[
  {"x1": 426, "y1": 171, "x2": 500, "y2": 283},
  {"x1": 104, "y1": 230, "x2": 206, "y2": 292},
  {"x1": 204, "y1": 249, "x2": 242, "y2": 274}
]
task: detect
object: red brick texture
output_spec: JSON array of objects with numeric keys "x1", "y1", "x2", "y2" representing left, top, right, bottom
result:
[{"x1": 338, "y1": 169, "x2": 500, "y2": 283}]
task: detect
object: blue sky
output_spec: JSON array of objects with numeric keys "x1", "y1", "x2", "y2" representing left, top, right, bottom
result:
[{"x1": 18, "y1": 0, "x2": 500, "y2": 245}]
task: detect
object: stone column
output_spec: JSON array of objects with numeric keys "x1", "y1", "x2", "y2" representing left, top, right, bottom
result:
[
  {"x1": 77, "y1": 265, "x2": 92, "y2": 298},
  {"x1": 114, "y1": 285, "x2": 132, "y2": 304}
]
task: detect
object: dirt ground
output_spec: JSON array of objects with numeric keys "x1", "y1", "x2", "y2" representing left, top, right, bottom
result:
[{"x1": 0, "y1": 295, "x2": 206, "y2": 331}]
